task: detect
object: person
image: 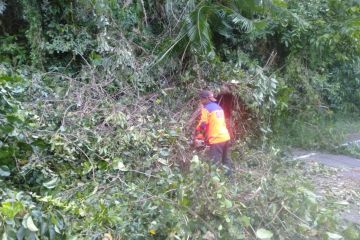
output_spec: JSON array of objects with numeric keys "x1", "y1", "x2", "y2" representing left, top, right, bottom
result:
[{"x1": 194, "y1": 90, "x2": 233, "y2": 173}]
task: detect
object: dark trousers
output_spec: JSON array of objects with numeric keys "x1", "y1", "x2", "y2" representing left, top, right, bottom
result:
[{"x1": 208, "y1": 141, "x2": 232, "y2": 171}]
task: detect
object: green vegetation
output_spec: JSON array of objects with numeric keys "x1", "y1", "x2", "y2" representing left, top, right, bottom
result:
[
  {"x1": 1, "y1": 0, "x2": 360, "y2": 239},
  {"x1": 273, "y1": 112, "x2": 360, "y2": 150}
]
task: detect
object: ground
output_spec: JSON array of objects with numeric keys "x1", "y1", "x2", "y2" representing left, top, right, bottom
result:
[{"x1": 291, "y1": 136, "x2": 360, "y2": 225}]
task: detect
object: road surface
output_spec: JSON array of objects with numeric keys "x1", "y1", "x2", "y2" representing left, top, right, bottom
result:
[{"x1": 291, "y1": 139, "x2": 360, "y2": 225}]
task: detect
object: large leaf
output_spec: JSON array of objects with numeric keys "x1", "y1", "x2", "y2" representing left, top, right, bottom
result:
[
  {"x1": 256, "y1": 228, "x2": 273, "y2": 239},
  {"x1": 0, "y1": 165, "x2": 10, "y2": 177},
  {"x1": 43, "y1": 177, "x2": 59, "y2": 189},
  {"x1": 230, "y1": 12, "x2": 253, "y2": 32},
  {"x1": 327, "y1": 232, "x2": 343, "y2": 239},
  {"x1": 159, "y1": 0, "x2": 290, "y2": 59},
  {"x1": 22, "y1": 215, "x2": 39, "y2": 232}
]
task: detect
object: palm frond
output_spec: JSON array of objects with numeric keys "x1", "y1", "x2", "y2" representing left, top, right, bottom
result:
[
  {"x1": 230, "y1": 0, "x2": 263, "y2": 17},
  {"x1": 230, "y1": 12, "x2": 254, "y2": 32},
  {"x1": 187, "y1": 4, "x2": 217, "y2": 53},
  {"x1": 158, "y1": 0, "x2": 291, "y2": 60}
]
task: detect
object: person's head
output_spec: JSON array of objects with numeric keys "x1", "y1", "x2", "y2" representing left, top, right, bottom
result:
[{"x1": 199, "y1": 90, "x2": 216, "y2": 104}]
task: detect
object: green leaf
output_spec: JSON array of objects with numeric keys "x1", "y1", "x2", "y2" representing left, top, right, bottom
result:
[
  {"x1": 212, "y1": 176, "x2": 220, "y2": 182},
  {"x1": 272, "y1": 0, "x2": 288, "y2": 8},
  {"x1": 0, "y1": 165, "x2": 10, "y2": 177},
  {"x1": 2, "y1": 231, "x2": 8, "y2": 240},
  {"x1": 253, "y1": 20, "x2": 268, "y2": 31},
  {"x1": 43, "y1": 177, "x2": 58, "y2": 189},
  {"x1": 54, "y1": 225, "x2": 61, "y2": 234},
  {"x1": 335, "y1": 200, "x2": 349, "y2": 206},
  {"x1": 224, "y1": 199, "x2": 233, "y2": 208},
  {"x1": 22, "y1": 215, "x2": 39, "y2": 232},
  {"x1": 327, "y1": 232, "x2": 343, "y2": 239},
  {"x1": 240, "y1": 216, "x2": 251, "y2": 227},
  {"x1": 256, "y1": 228, "x2": 273, "y2": 239},
  {"x1": 0, "y1": 201, "x2": 24, "y2": 219},
  {"x1": 158, "y1": 158, "x2": 168, "y2": 165},
  {"x1": 159, "y1": 148, "x2": 170, "y2": 157},
  {"x1": 16, "y1": 226, "x2": 26, "y2": 239},
  {"x1": 116, "y1": 161, "x2": 128, "y2": 171},
  {"x1": 0, "y1": 74, "x2": 22, "y2": 84}
]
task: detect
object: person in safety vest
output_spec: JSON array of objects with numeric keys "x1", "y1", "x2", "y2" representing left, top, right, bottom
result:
[{"x1": 194, "y1": 90, "x2": 233, "y2": 172}]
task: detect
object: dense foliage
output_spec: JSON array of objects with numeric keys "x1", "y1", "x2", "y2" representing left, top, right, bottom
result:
[{"x1": 1, "y1": 0, "x2": 360, "y2": 239}]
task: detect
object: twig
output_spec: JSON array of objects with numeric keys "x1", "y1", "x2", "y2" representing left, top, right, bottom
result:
[
  {"x1": 127, "y1": 169, "x2": 161, "y2": 179},
  {"x1": 266, "y1": 203, "x2": 284, "y2": 227},
  {"x1": 282, "y1": 203, "x2": 308, "y2": 225},
  {"x1": 61, "y1": 104, "x2": 76, "y2": 128},
  {"x1": 140, "y1": 0, "x2": 148, "y2": 26}
]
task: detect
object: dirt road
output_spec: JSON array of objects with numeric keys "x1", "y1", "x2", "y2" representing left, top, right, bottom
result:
[{"x1": 291, "y1": 143, "x2": 360, "y2": 225}]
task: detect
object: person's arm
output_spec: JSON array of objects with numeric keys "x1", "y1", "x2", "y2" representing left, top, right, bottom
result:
[
  {"x1": 195, "y1": 107, "x2": 208, "y2": 135},
  {"x1": 192, "y1": 108, "x2": 208, "y2": 147}
]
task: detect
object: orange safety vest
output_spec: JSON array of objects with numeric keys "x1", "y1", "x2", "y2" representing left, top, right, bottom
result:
[{"x1": 196, "y1": 102, "x2": 230, "y2": 144}]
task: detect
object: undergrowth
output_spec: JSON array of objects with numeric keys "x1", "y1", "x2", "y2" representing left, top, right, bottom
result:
[
  {"x1": 2, "y1": 144, "x2": 359, "y2": 239},
  {"x1": 1, "y1": 65, "x2": 359, "y2": 239},
  {"x1": 272, "y1": 112, "x2": 360, "y2": 151}
]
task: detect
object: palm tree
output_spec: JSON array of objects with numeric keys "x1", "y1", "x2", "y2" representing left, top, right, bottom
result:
[{"x1": 156, "y1": 0, "x2": 290, "y2": 63}]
